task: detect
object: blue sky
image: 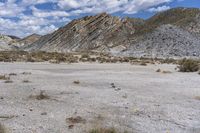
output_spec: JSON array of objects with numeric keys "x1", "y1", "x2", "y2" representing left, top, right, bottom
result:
[{"x1": 0, "y1": 0, "x2": 199, "y2": 37}]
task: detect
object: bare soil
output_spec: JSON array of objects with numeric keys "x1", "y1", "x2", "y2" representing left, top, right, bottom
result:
[{"x1": 0, "y1": 62, "x2": 200, "y2": 133}]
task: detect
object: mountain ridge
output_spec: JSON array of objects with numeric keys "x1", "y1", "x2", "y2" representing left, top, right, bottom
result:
[{"x1": 1, "y1": 7, "x2": 200, "y2": 58}]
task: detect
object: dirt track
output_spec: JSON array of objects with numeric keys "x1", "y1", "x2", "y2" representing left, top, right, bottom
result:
[{"x1": 0, "y1": 62, "x2": 200, "y2": 133}]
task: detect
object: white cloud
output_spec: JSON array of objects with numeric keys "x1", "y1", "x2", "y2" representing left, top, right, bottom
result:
[
  {"x1": 148, "y1": 5, "x2": 171, "y2": 12},
  {"x1": 0, "y1": 0, "x2": 174, "y2": 37}
]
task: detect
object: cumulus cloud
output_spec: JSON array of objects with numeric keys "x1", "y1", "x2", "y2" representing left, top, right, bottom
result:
[{"x1": 0, "y1": 0, "x2": 174, "y2": 37}]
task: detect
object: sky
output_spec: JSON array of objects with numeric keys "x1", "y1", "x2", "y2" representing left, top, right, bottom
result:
[{"x1": 0, "y1": 0, "x2": 199, "y2": 38}]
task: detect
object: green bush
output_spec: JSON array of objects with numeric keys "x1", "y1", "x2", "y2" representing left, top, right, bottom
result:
[{"x1": 178, "y1": 58, "x2": 199, "y2": 72}]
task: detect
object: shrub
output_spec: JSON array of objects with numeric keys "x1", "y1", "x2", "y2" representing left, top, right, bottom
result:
[{"x1": 178, "y1": 58, "x2": 199, "y2": 72}]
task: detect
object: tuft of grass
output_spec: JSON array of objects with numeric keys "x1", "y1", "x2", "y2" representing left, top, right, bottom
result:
[
  {"x1": 140, "y1": 62, "x2": 147, "y2": 66},
  {"x1": 81, "y1": 54, "x2": 90, "y2": 59},
  {"x1": 66, "y1": 116, "x2": 86, "y2": 124},
  {"x1": 73, "y1": 80, "x2": 80, "y2": 84},
  {"x1": 22, "y1": 80, "x2": 30, "y2": 83},
  {"x1": 21, "y1": 72, "x2": 32, "y2": 75},
  {"x1": 9, "y1": 73, "x2": 17, "y2": 76},
  {"x1": 178, "y1": 58, "x2": 199, "y2": 72},
  {"x1": 4, "y1": 80, "x2": 13, "y2": 83},
  {"x1": 29, "y1": 90, "x2": 50, "y2": 100},
  {"x1": 156, "y1": 69, "x2": 161, "y2": 72},
  {"x1": 162, "y1": 71, "x2": 172, "y2": 74}
]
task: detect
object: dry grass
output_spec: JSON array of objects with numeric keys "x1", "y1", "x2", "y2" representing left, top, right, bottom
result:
[
  {"x1": 29, "y1": 91, "x2": 50, "y2": 100},
  {"x1": 4, "y1": 80, "x2": 13, "y2": 83},
  {"x1": 140, "y1": 62, "x2": 147, "y2": 66},
  {"x1": 162, "y1": 71, "x2": 172, "y2": 74},
  {"x1": 156, "y1": 69, "x2": 161, "y2": 72},
  {"x1": 73, "y1": 80, "x2": 80, "y2": 84},
  {"x1": 9, "y1": 73, "x2": 17, "y2": 76},
  {"x1": 0, "y1": 75, "x2": 10, "y2": 80},
  {"x1": 66, "y1": 116, "x2": 86, "y2": 124},
  {"x1": 194, "y1": 96, "x2": 200, "y2": 101},
  {"x1": 22, "y1": 80, "x2": 30, "y2": 83},
  {"x1": 21, "y1": 72, "x2": 32, "y2": 75}
]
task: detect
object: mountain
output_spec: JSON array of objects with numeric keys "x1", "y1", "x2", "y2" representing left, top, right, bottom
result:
[
  {"x1": 25, "y1": 13, "x2": 142, "y2": 53},
  {"x1": 13, "y1": 34, "x2": 41, "y2": 47},
  {"x1": 134, "y1": 7, "x2": 200, "y2": 36},
  {"x1": 22, "y1": 7, "x2": 200, "y2": 58}
]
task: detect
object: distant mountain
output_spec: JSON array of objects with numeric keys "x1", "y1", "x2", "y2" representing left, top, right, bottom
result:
[
  {"x1": 7, "y1": 35, "x2": 20, "y2": 40},
  {"x1": 14, "y1": 34, "x2": 41, "y2": 47},
  {"x1": 21, "y1": 7, "x2": 200, "y2": 58}
]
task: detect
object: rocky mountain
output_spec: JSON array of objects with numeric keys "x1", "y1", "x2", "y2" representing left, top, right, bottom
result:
[
  {"x1": 25, "y1": 13, "x2": 140, "y2": 53},
  {"x1": 13, "y1": 34, "x2": 41, "y2": 47},
  {"x1": 18, "y1": 7, "x2": 200, "y2": 58}
]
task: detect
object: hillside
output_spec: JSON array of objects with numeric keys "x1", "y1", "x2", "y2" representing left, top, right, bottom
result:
[
  {"x1": 134, "y1": 7, "x2": 200, "y2": 36},
  {"x1": 14, "y1": 34, "x2": 41, "y2": 47},
  {"x1": 0, "y1": 35, "x2": 14, "y2": 51},
  {"x1": 14, "y1": 7, "x2": 200, "y2": 58},
  {"x1": 25, "y1": 13, "x2": 142, "y2": 53},
  {"x1": 124, "y1": 24, "x2": 200, "y2": 58}
]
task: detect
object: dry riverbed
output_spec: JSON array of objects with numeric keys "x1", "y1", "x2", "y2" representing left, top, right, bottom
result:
[{"x1": 0, "y1": 62, "x2": 200, "y2": 133}]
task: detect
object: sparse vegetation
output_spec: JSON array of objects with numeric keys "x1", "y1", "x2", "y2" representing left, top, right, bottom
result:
[{"x1": 178, "y1": 58, "x2": 199, "y2": 72}]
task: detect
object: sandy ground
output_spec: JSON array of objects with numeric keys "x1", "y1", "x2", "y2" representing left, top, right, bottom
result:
[{"x1": 0, "y1": 62, "x2": 200, "y2": 133}]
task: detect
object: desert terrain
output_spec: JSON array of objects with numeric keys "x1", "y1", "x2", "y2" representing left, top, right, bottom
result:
[{"x1": 0, "y1": 62, "x2": 200, "y2": 133}]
